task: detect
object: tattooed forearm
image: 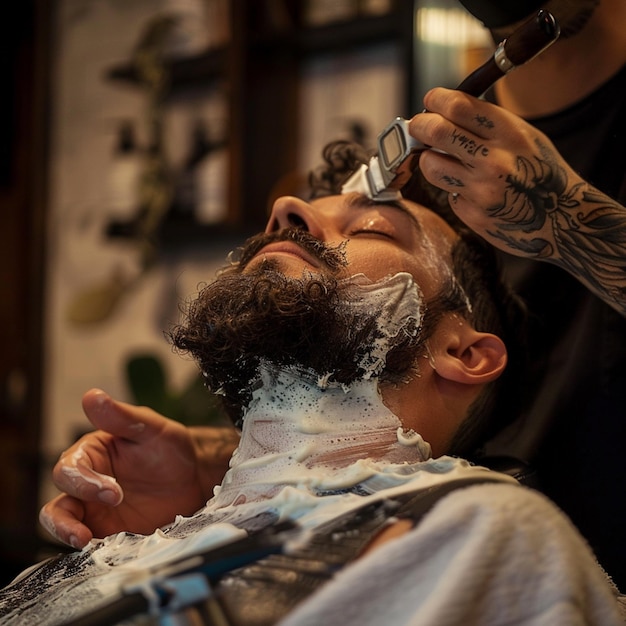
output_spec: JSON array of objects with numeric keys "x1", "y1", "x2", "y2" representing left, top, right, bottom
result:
[{"x1": 485, "y1": 141, "x2": 626, "y2": 315}]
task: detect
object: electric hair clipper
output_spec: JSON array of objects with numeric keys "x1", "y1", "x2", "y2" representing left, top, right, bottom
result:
[{"x1": 341, "y1": 9, "x2": 560, "y2": 202}]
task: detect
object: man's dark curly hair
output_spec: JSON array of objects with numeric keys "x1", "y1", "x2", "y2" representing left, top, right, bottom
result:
[{"x1": 309, "y1": 140, "x2": 529, "y2": 457}]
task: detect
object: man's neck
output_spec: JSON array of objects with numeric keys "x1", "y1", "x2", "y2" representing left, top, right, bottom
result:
[
  {"x1": 212, "y1": 366, "x2": 430, "y2": 507},
  {"x1": 494, "y1": 0, "x2": 626, "y2": 118}
]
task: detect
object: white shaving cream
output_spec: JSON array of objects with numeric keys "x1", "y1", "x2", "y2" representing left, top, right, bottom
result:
[{"x1": 0, "y1": 272, "x2": 497, "y2": 625}]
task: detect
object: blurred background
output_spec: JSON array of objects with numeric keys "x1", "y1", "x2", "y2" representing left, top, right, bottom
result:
[{"x1": 0, "y1": 0, "x2": 491, "y2": 585}]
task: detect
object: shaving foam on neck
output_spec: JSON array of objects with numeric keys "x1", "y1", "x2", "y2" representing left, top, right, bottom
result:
[{"x1": 213, "y1": 272, "x2": 432, "y2": 506}]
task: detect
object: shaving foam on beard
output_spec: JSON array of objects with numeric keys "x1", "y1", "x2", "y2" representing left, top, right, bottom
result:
[
  {"x1": 212, "y1": 272, "x2": 433, "y2": 508},
  {"x1": 0, "y1": 273, "x2": 492, "y2": 626}
]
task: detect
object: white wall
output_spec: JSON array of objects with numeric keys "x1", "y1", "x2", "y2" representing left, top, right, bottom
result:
[
  {"x1": 40, "y1": 0, "x2": 404, "y2": 506},
  {"x1": 41, "y1": 0, "x2": 234, "y2": 504}
]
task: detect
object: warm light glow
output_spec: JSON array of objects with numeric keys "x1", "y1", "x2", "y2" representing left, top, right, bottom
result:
[{"x1": 416, "y1": 7, "x2": 491, "y2": 47}]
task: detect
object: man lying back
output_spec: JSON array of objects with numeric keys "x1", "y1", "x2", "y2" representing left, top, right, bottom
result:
[{"x1": 8, "y1": 142, "x2": 624, "y2": 625}]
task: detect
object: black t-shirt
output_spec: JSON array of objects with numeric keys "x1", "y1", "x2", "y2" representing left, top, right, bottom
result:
[{"x1": 485, "y1": 64, "x2": 626, "y2": 590}]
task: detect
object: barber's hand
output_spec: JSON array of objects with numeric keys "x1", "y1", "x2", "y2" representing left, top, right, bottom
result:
[
  {"x1": 410, "y1": 87, "x2": 626, "y2": 316},
  {"x1": 410, "y1": 87, "x2": 581, "y2": 259},
  {"x1": 39, "y1": 389, "x2": 239, "y2": 549}
]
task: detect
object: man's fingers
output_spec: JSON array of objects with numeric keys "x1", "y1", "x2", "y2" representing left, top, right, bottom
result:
[
  {"x1": 39, "y1": 495, "x2": 93, "y2": 549},
  {"x1": 81, "y1": 388, "x2": 166, "y2": 443},
  {"x1": 53, "y1": 440, "x2": 123, "y2": 504}
]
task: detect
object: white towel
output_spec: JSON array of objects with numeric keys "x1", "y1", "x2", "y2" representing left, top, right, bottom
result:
[{"x1": 279, "y1": 483, "x2": 626, "y2": 625}]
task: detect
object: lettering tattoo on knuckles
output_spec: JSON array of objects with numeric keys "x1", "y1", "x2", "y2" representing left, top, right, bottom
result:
[{"x1": 451, "y1": 129, "x2": 489, "y2": 157}]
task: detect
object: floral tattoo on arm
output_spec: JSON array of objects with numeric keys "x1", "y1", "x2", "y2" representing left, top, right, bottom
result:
[{"x1": 486, "y1": 139, "x2": 626, "y2": 314}]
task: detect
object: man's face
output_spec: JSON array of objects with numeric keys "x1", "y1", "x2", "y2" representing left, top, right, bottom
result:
[
  {"x1": 251, "y1": 192, "x2": 458, "y2": 302},
  {"x1": 171, "y1": 192, "x2": 469, "y2": 452},
  {"x1": 256, "y1": 193, "x2": 467, "y2": 442}
]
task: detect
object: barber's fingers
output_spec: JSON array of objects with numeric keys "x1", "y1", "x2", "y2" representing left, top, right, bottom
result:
[
  {"x1": 39, "y1": 494, "x2": 93, "y2": 549},
  {"x1": 409, "y1": 112, "x2": 494, "y2": 172},
  {"x1": 421, "y1": 87, "x2": 503, "y2": 140},
  {"x1": 417, "y1": 147, "x2": 475, "y2": 195},
  {"x1": 418, "y1": 135, "x2": 514, "y2": 211}
]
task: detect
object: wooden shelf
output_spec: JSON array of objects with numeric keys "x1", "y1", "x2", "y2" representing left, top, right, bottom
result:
[
  {"x1": 103, "y1": 2, "x2": 415, "y2": 242},
  {"x1": 106, "y1": 46, "x2": 228, "y2": 90},
  {"x1": 105, "y1": 12, "x2": 404, "y2": 91},
  {"x1": 105, "y1": 210, "x2": 255, "y2": 248},
  {"x1": 291, "y1": 13, "x2": 404, "y2": 54}
]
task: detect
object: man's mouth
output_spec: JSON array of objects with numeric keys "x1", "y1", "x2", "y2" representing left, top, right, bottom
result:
[
  {"x1": 235, "y1": 228, "x2": 347, "y2": 275},
  {"x1": 249, "y1": 241, "x2": 321, "y2": 270}
]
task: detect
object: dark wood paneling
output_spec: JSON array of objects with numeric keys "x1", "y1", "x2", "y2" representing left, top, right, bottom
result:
[{"x1": 0, "y1": 0, "x2": 51, "y2": 585}]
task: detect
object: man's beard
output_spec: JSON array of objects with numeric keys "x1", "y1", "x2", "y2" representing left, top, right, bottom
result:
[{"x1": 168, "y1": 229, "x2": 426, "y2": 425}]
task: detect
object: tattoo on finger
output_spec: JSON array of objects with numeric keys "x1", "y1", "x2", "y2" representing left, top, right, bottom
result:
[
  {"x1": 442, "y1": 175, "x2": 464, "y2": 188},
  {"x1": 474, "y1": 114, "x2": 494, "y2": 129},
  {"x1": 451, "y1": 129, "x2": 489, "y2": 157}
]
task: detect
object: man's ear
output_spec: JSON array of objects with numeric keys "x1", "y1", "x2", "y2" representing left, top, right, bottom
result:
[{"x1": 431, "y1": 327, "x2": 507, "y2": 385}]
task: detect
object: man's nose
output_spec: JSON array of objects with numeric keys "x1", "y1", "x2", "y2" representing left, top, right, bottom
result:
[{"x1": 265, "y1": 196, "x2": 324, "y2": 238}]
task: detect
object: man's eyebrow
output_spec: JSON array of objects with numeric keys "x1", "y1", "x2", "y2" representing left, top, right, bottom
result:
[{"x1": 345, "y1": 193, "x2": 422, "y2": 229}]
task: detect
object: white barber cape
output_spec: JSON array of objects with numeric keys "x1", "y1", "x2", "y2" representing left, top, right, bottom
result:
[
  {"x1": 279, "y1": 482, "x2": 626, "y2": 626},
  {"x1": 2, "y1": 457, "x2": 624, "y2": 625}
]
